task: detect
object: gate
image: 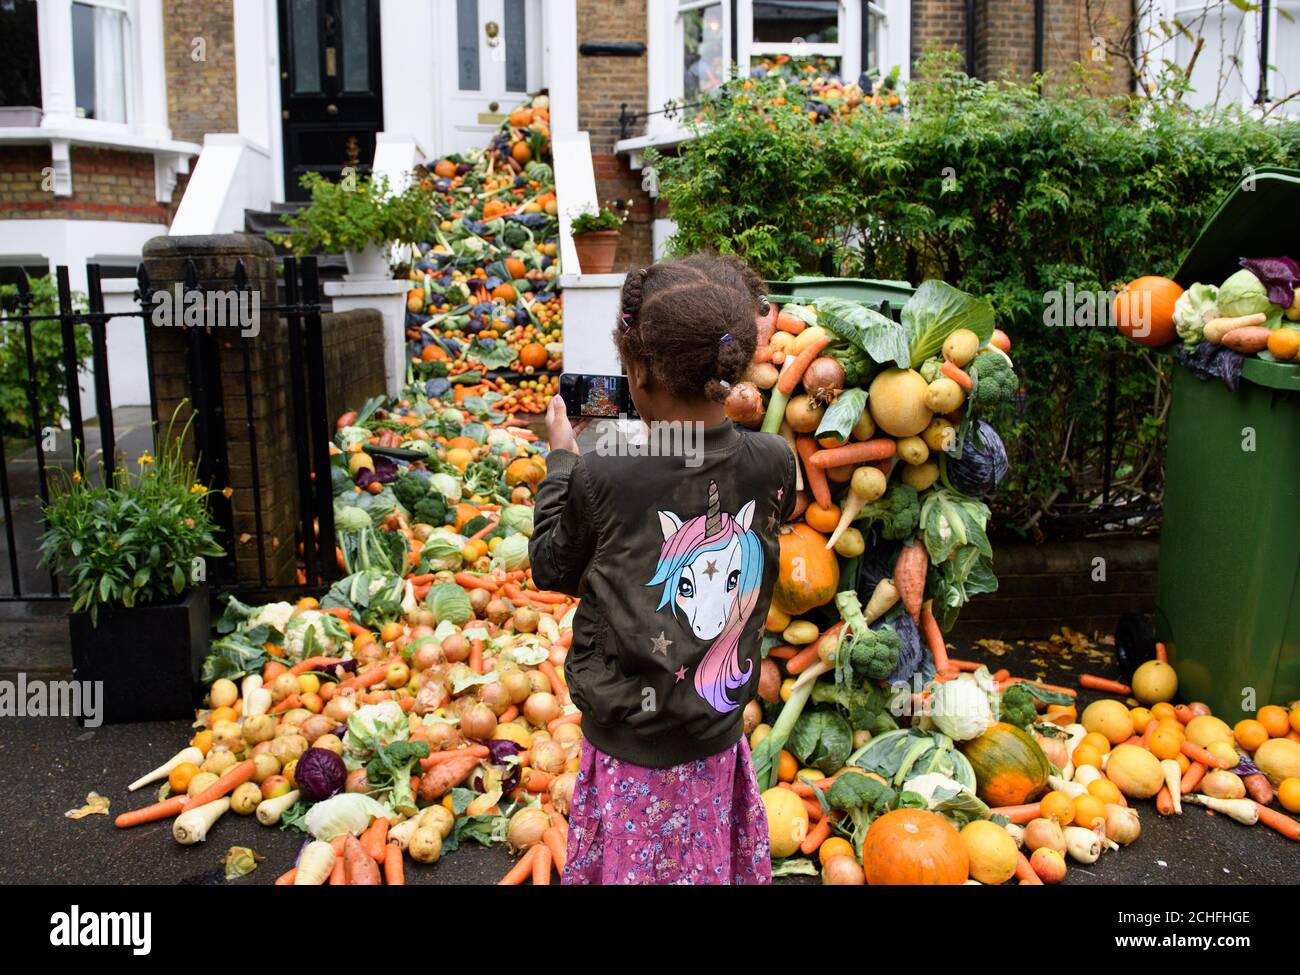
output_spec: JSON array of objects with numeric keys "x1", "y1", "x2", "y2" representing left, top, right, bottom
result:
[{"x1": 0, "y1": 256, "x2": 340, "y2": 604}]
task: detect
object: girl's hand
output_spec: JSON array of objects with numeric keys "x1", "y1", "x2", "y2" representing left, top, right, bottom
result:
[{"x1": 546, "y1": 396, "x2": 588, "y2": 454}]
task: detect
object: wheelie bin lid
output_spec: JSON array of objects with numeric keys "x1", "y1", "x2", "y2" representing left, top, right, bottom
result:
[
  {"x1": 1173, "y1": 166, "x2": 1300, "y2": 393},
  {"x1": 765, "y1": 276, "x2": 915, "y2": 318}
]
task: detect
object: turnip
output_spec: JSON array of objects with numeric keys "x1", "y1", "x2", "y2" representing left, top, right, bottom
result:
[
  {"x1": 173, "y1": 797, "x2": 231, "y2": 845},
  {"x1": 1062, "y1": 825, "x2": 1102, "y2": 864}
]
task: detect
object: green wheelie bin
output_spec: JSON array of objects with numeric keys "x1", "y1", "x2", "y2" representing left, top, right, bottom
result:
[{"x1": 1153, "y1": 168, "x2": 1300, "y2": 720}]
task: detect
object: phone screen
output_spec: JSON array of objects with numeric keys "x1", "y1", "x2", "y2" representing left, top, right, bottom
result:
[{"x1": 559, "y1": 373, "x2": 637, "y2": 419}]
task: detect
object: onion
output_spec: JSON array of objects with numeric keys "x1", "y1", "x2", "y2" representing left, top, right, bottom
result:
[
  {"x1": 743, "y1": 360, "x2": 780, "y2": 391},
  {"x1": 410, "y1": 624, "x2": 434, "y2": 641},
  {"x1": 549, "y1": 771, "x2": 577, "y2": 815},
  {"x1": 527, "y1": 670, "x2": 551, "y2": 695},
  {"x1": 323, "y1": 695, "x2": 357, "y2": 724},
  {"x1": 1023, "y1": 816, "x2": 1065, "y2": 854},
  {"x1": 345, "y1": 768, "x2": 370, "y2": 793},
  {"x1": 1201, "y1": 769, "x2": 1246, "y2": 800},
  {"x1": 506, "y1": 807, "x2": 551, "y2": 852},
  {"x1": 299, "y1": 715, "x2": 335, "y2": 744},
  {"x1": 441, "y1": 633, "x2": 469, "y2": 663},
  {"x1": 523, "y1": 691, "x2": 560, "y2": 728},
  {"x1": 783, "y1": 394, "x2": 824, "y2": 433},
  {"x1": 501, "y1": 670, "x2": 531, "y2": 704},
  {"x1": 1030, "y1": 847, "x2": 1067, "y2": 884},
  {"x1": 724, "y1": 381, "x2": 765, "y2": 428},
  {"x1": 468, "y1": 588, "x2": 491, "y2": 617},
  {"x1": 485, "y1": 599, "x2": 512, "y2": 626},
  {"x1": 530, "y1": 738, "x2": 566, "y2": 775},
  {"x1": 551, "y1": 722, "x2": 583, "y2": 755},
  {"x1": 802, "y1": 356, "x2": 845, "y2": 403},
  {"x1": 479, "y1": 680, "x2": 512, "y2": 715},
  {"x1": 513, "y1": 607, "x2": 540, "y2": 634},
  {"x1": 412, "y1": 641, "x2": 444, "y2": 672},
  {"x1": 460, "y1": 703, "x2": 498, "y2": 741},
  {"x1": 743, "y1": 699, "x2": 762, "y2": 735},
  {"x1": 1187, "y1": 701, "x2": 1212, "y2": 718},
  {"x1": 821, "y1": 854, "x2": 866, "y2": 886},
  {"x1": 1035, "y1": 733, "x2": 1069, "y2": 770},
  {"x1": 424, "y1": 721, "x2": 461, "y2": 751},
  {"x1": 1103, "y1": 803, "x2": 1141, "y2": 846}
]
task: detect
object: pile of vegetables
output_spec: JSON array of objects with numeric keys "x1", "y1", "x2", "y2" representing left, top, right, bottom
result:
[
  {"x1": 404, "y1": 93, "x2": 562, "y2": 414},
  {"x1": 745, "y1": 58, "x2": 904, "y2": 118},
  {"x1": 113, "y1": 376, "x2": 584, "y2": 883}
]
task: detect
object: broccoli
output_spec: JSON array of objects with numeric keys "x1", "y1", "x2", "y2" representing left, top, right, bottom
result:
[
  {"x1": 365, "y1": 739, "x2": 431, "y2": 818},
  {"x1": 392, "y1": 471, "x2": 431, "y2": 513},
  {"x1": 967, "y1": 349, "x2": 1018, "y2": 406},
  {"x1": 999, "y1": 683, "x2": 1037, "y2": 730},
  {"x1": 827, "y1": 771, "x2": 899, "y2": 853},
  {"x1": 811, "y1": 681, "x2": 899, "y2": 737},
  {"x1": 412, "y1": 492, "x2": 451, "y2": 528},
  {"x1": 464, "y1": 457, "x2": 504, "y2": 499},
  {"x1": 834, "y1": 590, "x2": 903, "y2": 681},
  {"x1": 855, "y1": 483, "x2": 920, "y2": 542}
]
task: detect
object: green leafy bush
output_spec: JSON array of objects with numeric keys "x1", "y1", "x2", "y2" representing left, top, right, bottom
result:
[
  {"x1": 270, "y1": 171, "x2": 437, "y2": 254},
  {"x1": 0, "y1": 273, "x2": 93, "y2": 440},
  {"x1": 654, "y1": 54, "x2": 1300, "y2": 536},
  {"x1": 570, "y1": 205, "x2": 625, "y2": 234}
]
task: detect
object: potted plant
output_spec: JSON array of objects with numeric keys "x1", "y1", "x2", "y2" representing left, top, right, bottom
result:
[
  {"x1": 569, "y1": 204, "x2": 625, "y2": 274},
  {"x1": 270, "y1": 172, "x2": 434, "y2": 280},
  {"x1": 40, "y1": 409, "x2": 225, "y2": 724}
]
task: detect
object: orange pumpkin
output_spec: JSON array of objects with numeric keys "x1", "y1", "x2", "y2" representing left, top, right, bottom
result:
[
  {"x1": 454, "y1": 503, "x2": 481, "y2": 531},
  {"x1": 504, "y1": 257, "x2": 527, "y2": 280},
  {"x1": 446, "y1": 436, "x2": 478, "y2": 452},
  {"x1": 511, "y1": 140, "x2": 532, "y2": 163},
  {"x1": 433, "y1": 159, "x2": 457, "y2": 178},
  {"x1": 861, "y1": 809, "x2": 969, "y2": 885},
  {"x1": 518, "y1": 343, "x2": 549, "y2": 370},
  {"x1": 508, "y1": 108, "x2": 534, "y2": 127},
  {"x1": 505, "y1": 456, "x2": 546, "y2": 487},
  {"x1": 1112, "y1": 276, "x2": 1182, "y2": 347},
  {"x1": 773, "y1": 523, "x2": 839, "y2": 616}
]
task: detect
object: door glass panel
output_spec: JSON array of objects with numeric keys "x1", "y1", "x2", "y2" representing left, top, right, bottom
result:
[
  {"x1": 291, "y1": 0, "x2": 321, "y2": 94},
  {"x1": 682, "y1": 3, "x2": 724, "y2": 98},
  {"x1": 339, "y1": 0, "x2": 369, "y2": 91},
  {"x1": 457, "y1": 0, "x2": 480, "y2": 91},
  {"x1": 752, "y1": 1, "x2": 838, "y2": 44},
  {"x1": 504, "y1": 0, "x2": 527, "y2": 92}
]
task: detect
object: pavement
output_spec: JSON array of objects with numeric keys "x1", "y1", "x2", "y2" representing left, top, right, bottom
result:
[{"x1": 0, "y1": 618, "x2": 1295, "y2": 885}]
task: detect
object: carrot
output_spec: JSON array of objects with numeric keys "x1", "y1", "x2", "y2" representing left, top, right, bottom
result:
[
  {"x1": 343, "y1": 833, "x2": 381, "y2": 885},
  {"x1": 114, "y1": 794, "x2": 187, "y2": 829},
  {"x1": 1174, "y1": 704, "x2": 1196, "y2": 725},
  {"x1": 275, "y1": 867, "x2": 298, "y2": 885},
  {"x1": 777, "y1": 335, "x2": 832, "y2": 394},
  {"x1": 785, "y1": 643, "x2": 823, "y2": 676},
  {"x1": 800, "y1": 815, "x2": 834, "y2": 855},
  {"x1": 269, "y1": 693, "x2": 302, "y2": 714},
  {"x1": 1156, "y1": 785, "x2": 1176, "y2": 816},
  {"x1": 1180, "y1": 761, "x2": 1207, "y2": 794},
  {"x1": 1254, "y1": 803, "x2": 1300, "y2": 841},
  {"x1": 361, "y1": 817, "x2": 390, "y2": 862},
  {"x1": 1180, "y1": 739, "x2": 1231, "y2": 769},
  {"x1": 946, "y1": 658, "x2": 982, "y2": 672},
  {"x1": 547, "y1": 711, "x2": 582, "y2": 733},
  {"x1": 795, "y1": 435, "x2": 831, "y2": 510},
  {"x1": 524, "y1": 769, "x2": 555, "y2": 793},
  {"x1": 775, "y1": 310, "x2": 807, "y2": 335},
  {"x1": 499, "y1": 846, "x2": 539, "y2": 885},
  {"x1": 469, "y1": 638, "x2": 484, "y2": 675},
  {"x1": 327, "y1": 835, "x2": 348, "y2": 885},
  {"x1": 992, "y1": 668, "x2": 1010, "y2": 683},
  {"x1": 468, "y1": 520, "x2": 499, "y2": 542},
  {"x1": 940, "y1": 360, "x2": 973, "y2": 390},
  {"x1": 894, "y1": 541, "x2": 928, "y2": 622},
  {"x1": 807, "y1": 438, "x2": 897, "y2": 469},
  {"x1": 1014, "y1": 850, "x2": 1043, "y2": 885},
  {"x1": 1079, "y1": 674, "x2": 1131, "y2": 695},
  {"x1": 419, "y1": 743, "x2": 490, "y2": 770},
  {"x1": 406, "y1": 573, "x2": 436, "y2": 586},
  {"x1": 383, "y1": 843, "x2": 405, "y2": 885},
  {"x1": 1155, "y1": 641, "x2": 1168, "y2": 663},
  {"x1": 991, "y1": 803, "x2": 1041, "y2": 824},
  {"x1": 1140, "y1": 714, "x2": 1159, "y2": 750},
  {"x1": 538, "y1": 659, "x2": 566, "y2": 698},
  {"x1": 919, "y1": 602, "x2": 951, "y2": 674},
  {"x1": 528, "y1": 590, "x2": 570, "y2": 604},
  {"x1": 767, "y1": 645, "x2": 798, "y2": 660},
  {"x1": 532, "y1": 845, "x2": 553, "y2": 885},
  {"x1": 542, "y1": 826, "x2": 568, "y2": 874},
  {"x1": 1243, "y1": 773, "x2": 1274, "y2": 806},
  {"x1": 498, "y1": 704, "x2": 519, "y2": 724},
  {"x1": 290, "y1": 655, "x2": 344, "y2": 676},
  {"x1": 455, "y1": 572, "x2": 499, "y2": 592},
  {"x1": 338, "y1": 666, "x2": 390, "y2": 693},
  {"x1": 320, "y1": 606, "x2": 350, "y2": 621}
]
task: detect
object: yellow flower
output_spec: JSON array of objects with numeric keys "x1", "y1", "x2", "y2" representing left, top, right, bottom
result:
[
  {"x1": 190, "y1": 483, "x2": 208, "y2": 495},
  {"x1": 221, "y1": 487, "x2": 233, "y2": 499},
  {"x1": 136, "y1": 453, "x2": 154, "y2": 466},
  {"x1": 72, "y1": 471, "x2": 82, "y2": 484}
]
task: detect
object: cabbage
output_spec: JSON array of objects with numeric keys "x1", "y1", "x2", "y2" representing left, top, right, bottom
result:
[
  {"x1": 334, "y1": 505, "x2": 371, "y2": 532},
  {"x1": 295, "y1": 747, "x2": 347, "y2": 802},
  {"x1": 928, "y1": 677, "x2": 993, "y2": 741},
  {"x1": 1218, "y1": 268, "x2": 1282, "y2": 326},
  {"x1": 1172, "y1": 283, "x2": 1219, "y2": 346},
  {"x1": 303, "y1": 793, "x2": 390, "y2": 839},
  {"x1": 335, "y1": 425, "x2": 371, "y2": 450},
  {"x1": 420, "y1": 533, "x2": 465, "y2": 571},
  {"x1": 942, "y1": 421, "x2": 1008, "y2": 497},
  {"x1": 426, "y1": 581, "x2": 473, "y2": 625},
  {"x1": 498, "y1": 504, "x2": 534, "y2": 537},
  {"x1": 490, "y1": 533, "x2": 530, "y2": 572},
  {"x1": 430, "y1": 473, "x2": 462, "y2": 503}
]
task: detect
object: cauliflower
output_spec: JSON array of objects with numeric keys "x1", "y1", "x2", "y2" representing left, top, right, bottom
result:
[
  {"x1": 283, "y1": 609, "x2": 348, "y2": 663},
  {"x1": 251, "y1": 601, "x2": 295, "y2": 634}
]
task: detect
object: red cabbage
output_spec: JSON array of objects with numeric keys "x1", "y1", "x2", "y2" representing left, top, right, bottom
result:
[
  {"x1": 1239, "y1": 256, "x2": 1300, "y2": 307},
  {"x1": 295, "y1": 747, "x2": 347, "y2": 802},
  {"x1": 943, "y1": 421, "x2": 1009, "y2": 497}
]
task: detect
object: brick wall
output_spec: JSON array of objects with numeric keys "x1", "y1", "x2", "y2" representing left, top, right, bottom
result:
[
  {"x1": 320, "y1": 309, "x2": 387, "y2": 427},
  {"x1": 911, "y1": 0, "x2": 969, "y2": 64},
  {"x1": 0, "y1": 145, "x2": 167, "y2": 223},
  {"x1": 162, "y1": 0, "x2": 238, "y2": 143}
]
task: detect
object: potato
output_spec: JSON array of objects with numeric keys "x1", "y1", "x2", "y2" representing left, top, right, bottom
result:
[
  {"x1": 241, "y1": 714, "x2": 276, "y2": 745},
  {"x1": 901, "y1": 461, "x2": 940, "y2": 491},
  {"x1": 409, "y1": 826, "x2": 443, "y2": 864},
  {"x1": 187, "y1": 772, "x2": 219, "y2": 797},
  {"x1": 202, "y1": 748, "x2": 239, "y2": 776},
  {"x1": 922, "y1": 417, "x2": 956, "y2": 452},
  {"x1": 851, "y1": 408, "x2": 876, "y2": 441},
  {"x1": 419, "y1": 805, "x2": 455, "y2": 839},
  {"x1": 252, "y1": 752, "x2": 281, "y2": 783},
  {"x1": 896, "y1": 436, "x2": 930, "y2": 466},
  {"x1": 230, "y1": 782, "x2": 263, "y2": 815},
  {"x1": 271, "y1": 672, "x2": 300, "y2": 702},
  {"x1": 269, "y1": 733, "x2": 308, "y2": 765},
  {"x1": 924, "y1": 376, "x2": 966, "y2": 414},
  {"x1": 943, "y1": 328, "x2": 980, "y2": 367},
  {"x1": 212, "y1": 720, "x2": 244, "y2": 750}
]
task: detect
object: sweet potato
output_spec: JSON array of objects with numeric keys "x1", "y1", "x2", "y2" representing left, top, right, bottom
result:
[
  {"x1": 343, "y1": 834, "x2": 381, "y2": 885},
  {"x1": 893, "y1": 540, "x2": 929, "y2": 623},
  {"x1": 418, "y1": 755, "x2": 481, "y2": 802},
  {"x1": 1220, "y1": 326, "x2": 1272, "y2": 354}
]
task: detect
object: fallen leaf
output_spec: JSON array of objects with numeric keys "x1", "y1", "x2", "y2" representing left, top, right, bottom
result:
[
  {"x1": 221, "y1": 846, "x2": 264, "y2": 880},
  {"x1": 65, "y1": 792, "x2": 111, "y2": 819}
]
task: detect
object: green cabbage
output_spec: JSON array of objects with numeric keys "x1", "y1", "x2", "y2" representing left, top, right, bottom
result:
[
  {"x1": 303, "y1": 793, "x2": 390, "y2": 839},
  {"x1": 1218, "y1": 268, "x2": 1282, "y2": 326},
  {"x1": 430, "y1": 473, "x2": 462, "y2": 503},
  {"x1": 426, "y1": 581, "x2": 473, "y2": 625},
  {"x1": 489, "y1": 533, "x2": 530, "y2": 572},
  {"x1": 498, "y1": 504, "x2": 534, "y2": 537},
  {"x1": 333, "y1": 505, "x2": 371, "y2": 532},
  {"x1": 335, "y1": 425, "x2": 371, "y2": 450},
  {"x1": 420, "y1": 533, "x2": 465, "y2": 572}
]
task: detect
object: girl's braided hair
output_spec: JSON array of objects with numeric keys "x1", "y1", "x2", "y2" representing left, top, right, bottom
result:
[{"x1": 613, "y1": 253, "x2": 769, "y2": 403}]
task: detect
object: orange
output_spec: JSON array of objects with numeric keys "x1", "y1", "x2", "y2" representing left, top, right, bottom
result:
[
  {"x1": 1234, "y1": 719, "x2": 1269, "y2": 752},
  {"x1": 1112, "y1": 276, "x2": 1182, "y2": 347},
  {"x1": 1156, "y1": 718, "x2": 1185, "y2": 739},
  {"x1": 1277, "y1": 778, "x2": 1300, "y2": 814},
  {"x1": 1266, "y1": 328, "x2": 1300, "y2": 361},
  {"x1": 1129, "y1": 707, "x2": 1152, "y2": 734},
  {"x1": 1175, "y1": 751, "x2": 1191, "y2": 775},
  {"x1": 1087, "y1": 778, "x2": 1123, "y2": 805},
  {"x1": 1257, "y1": 705, "x2": 1291, "y2": 739},
  {"x1": 777, "y1": 750, "x2": 798, "y2": 783},
  {"x1": 295, "y1": 596, "x2": 319, "y2": 610},
  {"x1": 804, "y1": 502, "x2": 841, "y2": 534},
  {"x1": 209, "y1": 706, "x2": 238, "y2": 727},
  {"x1": 1081, "y1": 732, "x2": 1112, "y2": 755},
  {"x1": 1073, "y1": 794, "x2": 1106, "y2": 830},
  {"x1": 1292, "y1": 707, "x2": 1300, "y2": 735},
  {"x1": 168, "y1": 762, "x2": 200, "y2": 794},
  {"x1": 511, "y1": 140, "x2": 532, "y2": 163},
  {"x1": 1150, "y1": 702, "x2": 1177, "y2": 723},
  {"x1": 190, "y1": 729, "x2": 213, "y2": 755},
  {"x1": 1072, "y1": 744, "x2": 1104, "y2": 770},
  {"x1": 818, "y1": 836, "x2": 854, "y2": 867},
  {"x1": 1040, "y1": 790, "x2": 1075, "y2": 825},
  {"x1": 1149, "y1": 726, "x2": 1183, "y2": 761}
]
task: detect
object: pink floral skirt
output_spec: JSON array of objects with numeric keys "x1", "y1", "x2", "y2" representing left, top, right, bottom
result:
[{"x1": 561, "y1": 736, "x2": 772, "y2": 885}]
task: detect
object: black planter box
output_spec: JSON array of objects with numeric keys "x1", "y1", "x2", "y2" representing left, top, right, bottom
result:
[{"x1": 69, "y1": 585, "x2": 210, "y2": 725}]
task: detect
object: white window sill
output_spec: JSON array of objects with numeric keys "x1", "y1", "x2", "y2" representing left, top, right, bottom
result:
[
  {"x1": 0, "y1": 125, "x2": 201, "y2": 202},
  {"x1": 612, "y1": 124, "x2": 697, "y2": 169}
]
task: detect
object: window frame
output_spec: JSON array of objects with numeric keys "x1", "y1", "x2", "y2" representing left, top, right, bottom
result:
[{"x1": 69, "y1": 0, "x2": 138, "y2": 127}]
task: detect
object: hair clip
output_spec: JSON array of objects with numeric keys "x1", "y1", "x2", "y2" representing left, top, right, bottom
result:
[
  {"x1": 719, "y1": 333, "x2": 733, "y2": 343},
  {"x1": 621, "y1": 312, "x2": 634, "y2": 331},
  {"x1": 757, "y1": 296, "x2": 771, "y2": 314},
  {"x1": 719, "y1": 380, "x2": 732, "y2": 390}
]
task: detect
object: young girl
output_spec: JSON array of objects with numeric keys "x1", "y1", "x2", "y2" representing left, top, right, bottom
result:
[{"x1": 529, "y1": 253, "x2": 797, "y2": 885}]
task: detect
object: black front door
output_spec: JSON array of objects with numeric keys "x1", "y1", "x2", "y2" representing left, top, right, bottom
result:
[{"x1": 278, "y1": 0, "x2": 383, "y2": 200}]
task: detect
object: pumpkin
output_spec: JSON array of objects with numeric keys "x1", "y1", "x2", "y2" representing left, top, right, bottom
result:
[
  {"x1": 861, "y1": 809, "x2": 969, "y2": 885},
  {"x1": 505, "y1": 257, "x2": 527, "y2": 280},
  {"x1": 518, "y1": 343, "x2": 549, "y2": 370},
  {"x1": 958, "y1": 722, "x2": 1052, "y2": 807},
  {"x1": 433, "y1": 159, "x2": 457, "y2": 178},
  {"x1": 505, "y1": 456, "x2": 546, "y2": 488},
  {"x1": 511, "y1": 140, "x2": 532, "y2": 163},
  {"x1": 508, "y1": 107, "x2": 534, "y2": 127},
  {"x1": 773, "y1": 523, "x2": 839, "y2": 616},
  {"x1": 761, "y1": 787, "x2": 809, "y2": 859},
  {"x1": 454, "y1": 503, "x2": 481, "y2": 531}
]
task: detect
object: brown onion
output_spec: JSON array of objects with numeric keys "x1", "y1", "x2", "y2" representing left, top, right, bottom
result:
[
  {"x1": 523, "y1": 691, "x2": 560, "y2": 728},
  {"x1": 485, "y1": 599, "x2": 513, "y2": 625},
  {"x1": 513, "y1": 607, "x2": 540, "y2": 634},
  {"x1": 468, "y1": 588, "x2": 491, "y2": 617},
  {"x1": 724, "y1": 381, "x2": 765, "y2": 428},
  {"x1": 299, "y1": 714, "x2": 335, "y2": 744},
  {"x1": 821, "y1": 854, "x2": 866, "y2": 885},
  {"x1": 345, "y1": 768, "x2": 370, "y2": 793},
  {"x1": 506, "y1": 807, "x2": 551, "y2": 852},
  {"x1": 784, "y1": 394, "x2": 824, "y2": 433},
  {"x1": 803, "y1": 356, "x2": 845, "y2": 403},
  {"x1": 479, "y1": 680, "x2": 512, "y2": 715},
  {"x1": 530, "y1": 738, "x2": 566, "y2": 775},
  {"x1": 460, "y1": 703, "x2": 498, "y2": 741},
  {"x1": 743, "y1": 699, "x2": 762, "y2": 735},
  {"x1": 549, "y1": 771, "x2": 577, "y2": 815},
  {"x1": 412, "y1": 640, "x2": 444, "y2": 672},
  {"x1": 501, "y1": 670, "x2": 531, "y2": 704},
  {"x1": 323, "y1": 695, "x2": 357, "y2": 724},
  {"x1": 424, "y1": 721, "x2": 461, "y2": 751},
  {"x1": 441, "y1": 633, "x2": 469, "y2": 663}
]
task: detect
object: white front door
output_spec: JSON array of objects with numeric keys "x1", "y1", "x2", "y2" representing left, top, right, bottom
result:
[{"x1": 437, "y1": 0, "x2": 542, "y2": 155}]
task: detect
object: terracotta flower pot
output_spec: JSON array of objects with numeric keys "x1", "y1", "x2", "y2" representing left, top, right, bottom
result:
[{"x1": 572, "y1": 230, "x2": 620, "y2": 274}]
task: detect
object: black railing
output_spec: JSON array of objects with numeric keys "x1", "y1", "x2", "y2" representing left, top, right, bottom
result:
[
  {"x1": 0, "y1": 256, "x2": 339, "y2": 603},
  {"x1": 617, "y1": 99, "x2": 708, "y2": 142}
]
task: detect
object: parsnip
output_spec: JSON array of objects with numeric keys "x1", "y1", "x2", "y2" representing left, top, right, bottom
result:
[
  {"x1": 255, "y1": 789, "x2": 301, "y2": 827},
  {"x1": 172, "y1": 797, "x2": 231, "y2": 845},
  {"x1": 128, "y1": 746, "x2": 204, "y2": 792},
  {"x1": 294, "y1": 840, "x2": 336, "y2": 885}
]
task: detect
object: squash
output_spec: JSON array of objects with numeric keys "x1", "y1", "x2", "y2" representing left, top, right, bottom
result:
[
  {"x1": 960, "y1": 819, "x2": 1018, "y2": 886},
  {"x1": 867, "y1": 368, "x2": 933, "y2": 437},
  {"x1": 1184, "y1": 714, "x2": 1233, "y2": 749},
  {"x1": 1104, "y1": 743, "x2": 1165, "y2": 798},
  {"x1": 1081, "y1": 699, "x2": 1134, "y2": 746},
  {"x1": 958, "y1": 722, "x2": 1052, "y2": 807},
  {"x1": 862, "y1": 809, "x2": 969, "y2": 885},
  {"x1": 772, "y1": 523, "x2": 839, "y2": 616},
  {"x1": 1254, "y1": 738, "x2": 1300, "y2": 786},
  {"x1": 761, "y1": 787, "x2": 809, "y2": 859},
  {"x1": 505, "y1": 456, "x2": 546, "y2": 487}
]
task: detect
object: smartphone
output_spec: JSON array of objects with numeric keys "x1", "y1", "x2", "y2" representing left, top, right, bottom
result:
[{"x1": 559, "y1": 373, "x2": 637, "y2": 419}]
